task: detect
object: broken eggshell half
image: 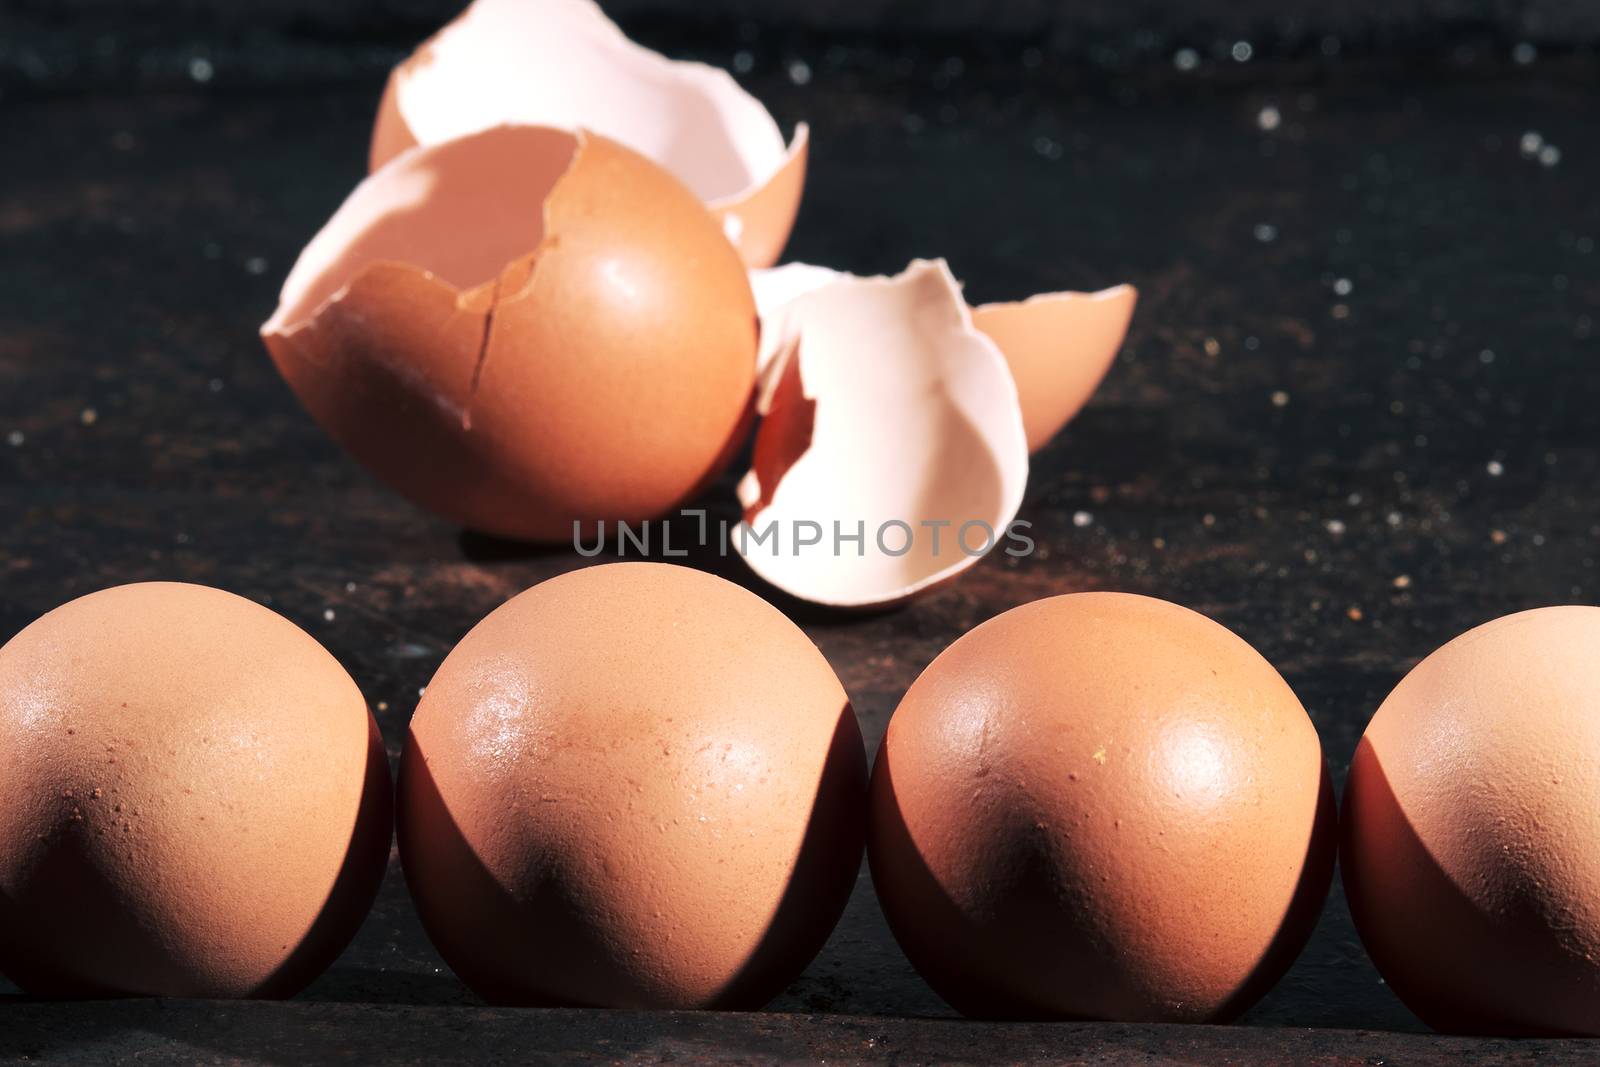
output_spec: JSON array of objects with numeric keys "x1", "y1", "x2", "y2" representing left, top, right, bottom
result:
[
  {"x1": 370, "y1": 0, "x2": 807, "y2": 269},
  {"x1": 753, "y1": 263, "x2": 1135, "y2": 453},
  {"x1": 262, "y1": 124, "x2": 758, "y2": 543},
  {"x1": 737, "y1": 260, "x2": 1029, "y2": 609}
]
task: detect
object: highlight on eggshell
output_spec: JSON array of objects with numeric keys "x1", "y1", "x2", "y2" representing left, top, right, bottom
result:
[
  {"x1": 737, "y1": 259, "x2": 1029, "y2": 609},
  {"x1": 1342, "y1": 605, "x2": 1600, "y2": 1037},
  {"x1": 0, "y1": 582, "x2": 392, "y2": 999},
  {"x1": 397, "y1": 562, "x2": 868, "y2": 1010},
  {"x1": 261, "y1": 123, "x2": 759, "y2": 543},
  {"x1": 754, "y1": 262, "x2": 1136, "y2": 453},
  {"x1": 370, "y1": 0, "x2": 808, "y2": 269},
  {"x1": 868, "y1": 591, "x2": 1337, "y2": 1022}
]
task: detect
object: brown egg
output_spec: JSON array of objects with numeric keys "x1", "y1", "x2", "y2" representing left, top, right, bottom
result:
[
  {"x1": 397, "y1": 562, "x2": 866, "y2": 1008},
  {"x1": 0, "y1": 583, "x2": 391, "y2": 998},
  {"x1": 262, "y1": 124, "x2": 758, "y2": 542},
  {"x1": 1343, "y1": 606, "x2": 1600, "y2": 1036},
  {"x1": 869, "y1": 592, "x2": 1335, "y2": 1021}
]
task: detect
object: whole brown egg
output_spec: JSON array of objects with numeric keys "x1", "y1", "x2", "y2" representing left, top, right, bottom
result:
[
  {"x1": 869, "y1": 591, "x2": 1336, "y2": 1021},
  {"x1": 1343, "y1": 605, "x2": 1600, "y2": 1036},
  {"x1": 0, "y1": 583, "x2": 392, "y2": 997},
  {"x1": 397, "y1": 562, "x2": 866, "y2": 1008}
]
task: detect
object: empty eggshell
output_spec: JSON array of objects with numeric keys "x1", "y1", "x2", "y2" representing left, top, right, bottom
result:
[
  {"x1": 869, "y1": 592, "x2": 1337, "y2": 1022},
  {"x1": 1343, "y1": 606, "x2": 1600, "y2": 1036},
  {"x1": 397, "y1": 562, "x2": 867, "y2": 1009},
  {"x1": 753, "y1": 264, "x2": 1135, "y2": 452},
  {"x1": 370, "y1": 0, "x2": 807, "y2": 268},
  {"x1": 970, "y1": 286, "x2": 1137, "y2": 452},
  {"x1": 0, "y1": 582, "x2": 392, "y2": 998},
  {"x1": 737, "y1": 259, "x2": 1028, "y2": 609},
  {"x1": 262, "y1": 124, "x2": 758, "y2": 543}
]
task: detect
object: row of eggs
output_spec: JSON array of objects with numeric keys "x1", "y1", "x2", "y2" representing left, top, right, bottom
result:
[{"x1": 1, "y1": 565, "x2": 1595, "y2": 1033}]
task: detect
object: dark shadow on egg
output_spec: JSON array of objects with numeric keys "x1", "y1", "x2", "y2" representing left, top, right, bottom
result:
[
  {"x1": 258, "y1": 713, "x2": 396, "y2": 998},
  {"x1": 0, "y1": 716, "x2": 392, "y2": 1002},
  {"x1": 714, "y1": 700, "x2": 868, "y2": 1008},
  {"x1": 868, "y1": 737, "x2": 1339, "y2": 1023},
  {"x1": 396, "y1": 701, "x2": 867, "y2": 1010},
  {"x1": 1211, "y1": 758, "x2": 1339, "y2": 1023},
  {"x1": 1341, "y1": 739, "x2": 1600, "y2": 1037}
]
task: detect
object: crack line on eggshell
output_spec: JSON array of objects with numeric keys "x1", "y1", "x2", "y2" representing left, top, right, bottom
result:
[
  {"x1": 458, "y1": 134, "x2": 592, "y2": 433},
  {"x1": 462, "y1": 271, "x2": 502, "y2": 432}
]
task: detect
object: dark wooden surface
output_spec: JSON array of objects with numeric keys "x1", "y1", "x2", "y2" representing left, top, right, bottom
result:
[{"x1": 2, "y1": 16, "x2": 1599, "y2": 1064}]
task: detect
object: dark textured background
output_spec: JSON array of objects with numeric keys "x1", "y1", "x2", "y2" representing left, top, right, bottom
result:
[{"x1": 1, "y1": 0, "x2": 1598, "y2": 1062}]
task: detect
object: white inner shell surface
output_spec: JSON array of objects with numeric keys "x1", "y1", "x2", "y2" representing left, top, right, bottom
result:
[
  {"x1": 739, "y1": 260, "x2": 1029, "y2": 607},
  {"x1": 390, "y1": 0, "x2": 795, "y2": 206},
  {"x1": 264, "y1": 124, "x2": 577, "y2": 336}
]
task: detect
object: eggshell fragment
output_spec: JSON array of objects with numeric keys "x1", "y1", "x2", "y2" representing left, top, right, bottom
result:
[
  {"x1": 869, "y1": 592, "x2": 1336, "y2": 1021},
  {"x1": 737, "y1": 259, "x2": 1029, "y2": 609},
  {"x1": 397, "y1": 562, "x2": 867, "y2": 1009},
  {"x1": 262, "y1": 124, "x2": 757, "y2": 543},
  {"x1": 0, "y1": 582, "x2": 391, "y2": 998},
  {"x1": 370, "y1": 0, "x2": 807, "y2": 268},
  {"x1": 970, "y1": 285, "x2": 1137, "y2": 452},
  {"x1": 1343, "y1": 606, "x2": 1600, "y2": 1036},
  {"x1": 752, "y1": 265, "x2": 1135, "y2": 452}
]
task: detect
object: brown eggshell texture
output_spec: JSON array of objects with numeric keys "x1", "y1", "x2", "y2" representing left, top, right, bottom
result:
[
  {"x1": 869, "y1": 592, "x2": 1336, "y2": 1022},
  {"x1": 1342, "y1": 605, "x2": 1600, "y2": 1036},
  {"x1": 0, "y1": 582, "x2": 392, "y2": 998},
  {"x1": 263, "y1": 125, "x2": 757, "y2": 543},
  {"x1": 397, "y1": 562, "x2": 867, "y2": 1009}
]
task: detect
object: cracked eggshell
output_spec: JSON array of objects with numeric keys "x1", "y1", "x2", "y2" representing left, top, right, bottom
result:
[
  {"x1": 971, "y1": 285, "x2": 1137, "y2": 452},
  {"x1": 869, "y1": 592, "x2": 1337, "y2": 1022},
  {"x1": 0, "y1": 582, "x2": 392, "y2": 998},
  {"x1": 262, "y1": 124, "x2": 758, "y2": 543},
  {"x1": 1342, "y1": 606, "x2": 1600, "y2": 1036},
  {"x1": 397, "y1": 562, "x2": 867, "y2": 1009},
  {"x1": 737, "y1": 259, "x2": 1029, "y2": 609},
  {"x1": 370, "y1": 0, "x2": 807, "y2": 268}
]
